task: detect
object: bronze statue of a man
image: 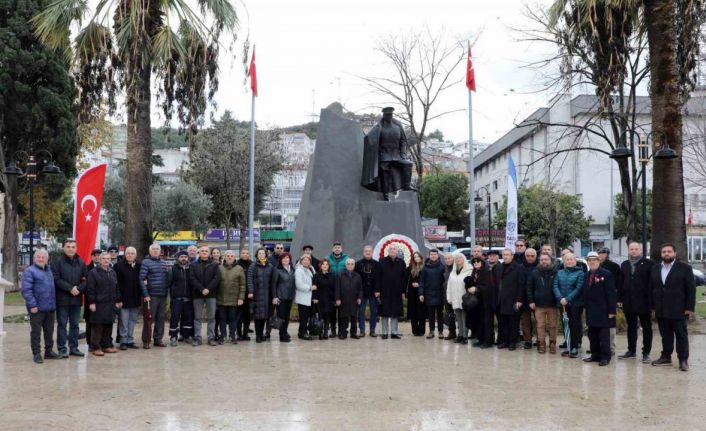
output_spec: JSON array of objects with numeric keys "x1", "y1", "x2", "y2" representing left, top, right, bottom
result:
[{"x1": 361, "y1": 107, "x2": 414, "y2": 201}]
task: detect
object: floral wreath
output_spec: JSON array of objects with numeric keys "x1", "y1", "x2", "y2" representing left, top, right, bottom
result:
[{"x1": 373, "y1": 234, "x2": 419, "y2": 266}]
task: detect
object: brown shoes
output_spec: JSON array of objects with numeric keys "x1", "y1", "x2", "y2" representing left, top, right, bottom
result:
[
  {"x1": 104, "y1": 347, "x2": 118, "y2": 354},
  {"x1": 549, "y1": 341, "x2": 557, "y2": 354},
  {"x1": 538, "y1": 341, "x2": 546, "y2": 354},
  {"x1": 92, "y1": 349, "x2": 105, "y2": 357}
]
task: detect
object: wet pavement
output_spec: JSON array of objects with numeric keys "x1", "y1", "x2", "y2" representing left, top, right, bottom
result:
[{"x1": 0, "y1": 322, "x2": 704, "y2": 430}]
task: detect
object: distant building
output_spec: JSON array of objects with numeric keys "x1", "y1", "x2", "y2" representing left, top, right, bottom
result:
[{"x1": 472, "y1": 93, "x2": 706, "y2": 260}]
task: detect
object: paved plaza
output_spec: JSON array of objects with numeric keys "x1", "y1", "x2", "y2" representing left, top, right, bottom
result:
[{"x1": 0, "y1": 320, "x2": 704, "y2": 430}]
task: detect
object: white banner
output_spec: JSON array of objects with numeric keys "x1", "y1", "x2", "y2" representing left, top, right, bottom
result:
[{"x1": 504, "y1": 156, "x2": 518, "y2": 252}]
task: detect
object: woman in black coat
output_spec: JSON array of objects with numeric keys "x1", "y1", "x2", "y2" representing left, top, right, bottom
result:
[
  {"x1": 583, "y1": 261, "x2": 616, "y2": 365},
  {"x1": 418, "y1": 251, "x2": 446, "y2": 338},
  {"x1": 406, "y1": 252, "x2": 427, "y2": 336},
  {"x1": 86, "y1": 255, "x2": 122, "y2": 356},
  {"x1": 272, "y1": 252, "x2": 296, "y2": 342},
  {"x1": 312, "y1": 260, "x2": 335, "y2": 340},
  {"x1": 247, "y1": 248, "x2": 276, "y2": 343},
  {"x1": 464, "y1": 257, "x2": 491, "y2": 347}
]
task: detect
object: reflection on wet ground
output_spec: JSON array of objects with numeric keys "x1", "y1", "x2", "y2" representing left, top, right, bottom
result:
[{"x1": 0, "y1": 323, "x2": 703, "y2": 430}]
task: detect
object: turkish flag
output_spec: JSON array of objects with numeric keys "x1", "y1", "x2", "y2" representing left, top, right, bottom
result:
[
  {"x1": 249, "y1": 47, "x2": 258, "y2": 97},
  {"x1": 73, "y1": 164, "x2": 107, "y2": 263},
  {"x1": 688, "y1": 208, "x2": 693, "y2": 225},
  {"x1": 466, "y1": 44, "x2": 476, "y2": 92}
]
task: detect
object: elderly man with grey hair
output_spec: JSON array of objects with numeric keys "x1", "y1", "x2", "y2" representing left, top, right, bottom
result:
[
  {"x1": 354, "y1": 245, "x2": 381, "y2": 337},
  {"x1": 22, "y1": 249, "x2": 61, "y2": 363},
  {"x1": 378, "y1": 245, "x2": 407, "y2": 339},
  {"x1": 114, "y1": 246, "x2": 142, "y2": 349},
  {"x1": 335, "y1": 258, "x2": 363, "y2": 339},
  {"x1": 139, "y1": 243, "x2": 169, "y2": 348}
]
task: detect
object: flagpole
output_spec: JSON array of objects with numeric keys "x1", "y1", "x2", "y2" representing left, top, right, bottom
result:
[
  {"x1": 467, "y1": 73, "x2": 476, "y2": 247},
  {"x1": 248, "y1": 46, "x2": 257, "y2": 256}
]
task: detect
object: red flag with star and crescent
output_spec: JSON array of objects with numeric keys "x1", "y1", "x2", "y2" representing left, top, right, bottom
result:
[
  {"x1": 73, "y1": 164, "x2": 107, "y2": 263},
  {"x1": 249, "y1": 47, "x2": 258, "y2": 97},
  {"x1": 466, "y1": 44, "x2": 476, "y2": 92}
]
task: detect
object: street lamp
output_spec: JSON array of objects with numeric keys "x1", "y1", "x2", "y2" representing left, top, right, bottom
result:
[
  {"x1": 608, "y1": 129, "x2": 678, "y2": 257},
  {"x1": 475, "y1": 186, "x2": 492, "y2": 254},
  {"x1": 3, "y1": 149, "x2": 62, "y2": 261}
]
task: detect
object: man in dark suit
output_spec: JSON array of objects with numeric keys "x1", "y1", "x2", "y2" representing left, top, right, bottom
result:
[
  {"x1": 649, "y1": 243, "x2": 696, "y2": 371},
  {"x1": 618, "y1": 242, "x2": 655, "y2": 363},
  {"x1": 582, "y1": 252, "x2": 616, "y2": 366}
]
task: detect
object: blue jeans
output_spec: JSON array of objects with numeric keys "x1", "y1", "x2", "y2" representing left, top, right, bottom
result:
[
  {"x1": 358, "y1": 296, "x2": 378, "y2": 332},
  {"x1": 56, "y1": 304, "x2": 81, "y2": 352},
  {"x1": 119, "y1": 307, "x2": 140, "y2": 344}
]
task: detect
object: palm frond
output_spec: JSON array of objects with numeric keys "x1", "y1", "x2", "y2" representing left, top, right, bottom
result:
[
  {"x1": 32, "y1": 0, "x2": 89, "y2": 53},
  {"x1": 152, "y1": 26, "x2": 186, "y2": 69},
  {"x1": 198, "y1": 0, "x2": 238, "y2": 30},
  {"x1": 74, "y1": 22, "x2": 113, "y2": 64}
]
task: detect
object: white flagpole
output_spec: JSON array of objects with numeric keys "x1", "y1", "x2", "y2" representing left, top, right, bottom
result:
[
  {"x1": 248, "y1": 48, "x2": 257, "y2": 256},
  {"x1": 468, "y1": 87, "x2": 475, "y2": 247}
]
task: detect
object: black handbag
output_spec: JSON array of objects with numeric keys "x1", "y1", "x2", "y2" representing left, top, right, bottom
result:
[
  {"x1": 269, "y1": 305, "x2": 284, "y2": 330},
  {"x1": 462, "y1": 293, "x2": 479, "y2": 310},
  {"x1": 443, "y1": 309, "x2": 456, "y2": 327},
  {"x1": 309, "y1": 303, "x2": 324, "y2": 336}
]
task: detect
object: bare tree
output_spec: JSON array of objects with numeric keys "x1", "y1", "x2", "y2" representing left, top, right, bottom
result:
[
  {"x1": 360, "y1": 27, "x2": 470, "y2": 178},
  {"x1": 683, "y1": 115, "x2": 706, "y2": 192},
  {"x1": 187, "y1": 112, "x2": 284, "y2": 249}
]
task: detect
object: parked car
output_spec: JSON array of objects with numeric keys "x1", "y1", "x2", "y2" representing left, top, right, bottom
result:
[{"x1": 693, "y1": 268, "x2": 705, "y2": 287}]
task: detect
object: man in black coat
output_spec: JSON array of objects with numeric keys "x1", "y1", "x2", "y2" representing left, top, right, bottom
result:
[
  {"x1": 114, "y1": 247, "x2": 142, "y2": 350},
  {"x1": 617, "y1": 242, "x2": 655, "y2": 362},
  {"x1": 519, "y1": 248, "x2": 538, "y2": 349},
  {"x1": 526, "y1": 254, "x2": 557, "y2": 353},
  {"x1": 377, "y1": 245, "x2": 407, "y2": 339},
  {"x1": 83, "y1": 248, "x2": 102, "y2": 349},
  {"x1": 419, "y1": 249, "x2": 446, "y2": 339},
  {"x1": 86, "y1": 253, "x2": 122, "y2": 356},
  {"x1": 354, "y1": 246, "x2": 381, "y2": 337},
  {"x1": 495, "y1": 249, "x2": 526, "y2": 351},
  {"x1": 583, "y1": 252, "x2": 617, "y2": 366},
  {"x1": 51, "y1": 239, "x2": 88, "y2": 358},
  {"x1": 649, "y1": 243, "x2": 696, "y2": 371},
  {"x1": 335, "y1": 259, "x2": 363, "y2": 339},
  {"x1": 190, "y1": 245, "x2": 221, "y2": 346}
]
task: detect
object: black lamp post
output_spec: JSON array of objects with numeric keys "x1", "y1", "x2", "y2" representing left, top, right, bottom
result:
[
  {"x1": 609, "y1": 129, "x2": 677, "y2": 257},
  {"x1": 3, "y1": 149, "x2": 61, "y2": 261},
  {"x1": 475, "y1": 186, "x2": 492, "y2": 254}
]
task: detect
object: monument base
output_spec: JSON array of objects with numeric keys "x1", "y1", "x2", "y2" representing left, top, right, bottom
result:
[{"x1": 363, "y1": 191, "x2": 427, "y2": 258}]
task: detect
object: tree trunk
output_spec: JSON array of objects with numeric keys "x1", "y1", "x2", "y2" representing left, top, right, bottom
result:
[
  {"x1": 125, "y1": 61, "x2": 153, "y2": 258},
  {"x1": 644, "y1": 0, "x2": 688, "y2": 260},
  {"x1": 1, "y1": 190, "x2": 19, "y2": 290},
  {"x1": 225, "y1": 216, "x2": 231, "y2": 250}
]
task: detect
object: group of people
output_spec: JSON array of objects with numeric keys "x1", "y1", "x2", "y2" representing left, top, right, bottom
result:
[{"x1": 20, "y1": 238, "x2": 696, "y2": 372}]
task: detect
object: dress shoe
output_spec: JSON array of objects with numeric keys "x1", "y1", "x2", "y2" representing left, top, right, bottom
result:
[
  {"x1": 192, "y1": 339, "x2": 202, "y2": 347},
  {"x1": 103, "y1": 347, "x2": 117, "y2": 353},
  {"x1": 508, "y1": 344, "x2": 516, "y2": 351},
  {"x1": 70, "y1": 348, "x2": 85, "y2": 357},
  {"x1": 583, "y1": 356, "x2": 598, "y2": 363},
  {"x1": 381, "y1": 334, "x2": 389, "y2": 340},
  {"x1": 298, "y1": 334, "x2": 312, "y2": 340},
  {"x1": 207, "y1": 339, "x2": 218, "y2": 346},
  {"x1": 559, "y1": 341, "x2": 567, "y2": 349},
  {"x1": 426, "y1": 333, "x2": 434, "y2": 339},
  {"x1": 652, "y1": 356, "x2": 672, "y2": 366},
  {"x1": 523, "y1": 342, "x2": 532, "y2": 350},
  {"x1": 460, "y1": 338, "x2": 468, "y2": 345},
  {"x1": 618, "y1": 351, "x2": 636, "y2": 360},
  {"x1": 322, "y1": 334, "x2": 329, "y2": 340},
  {"x1": 33, "y1": 354, "x2": 44, "y2": 364},
  {"x1": 351, "y1": 334, "x2": 360, "y2": 339},
  {"x1": 338, "y1": 335, "x2": 347, "y2": 340},
  {"x1": 154, "y1": 341, "x2": 167, "y2": 348},
  {"x1": 641, "y1": 353, "x2": 651, "y2": 364},
  {"x1": 359, "y1": 333, "x2": 366, "y2": 338},
  {"x1": 561, "y1": 350, "x2": 570, "y2": 357},
  {"x1": 242, "y1": 335, "x2": 251, "y2": 341},
  {"x1": 445, "y1": 334, "x2": 457, "y2": 341},
  {"x1": 679, "y1": 360, "x2": 689, "y2": 372},
  {"x1": 143, "y1": 343, "x2": 151, "y2": 349},
  {"x1": 472, "y1": 341, "x2": 482, "y2": 347},
  {"x1": 454, "y1": 337, "x2": 462, "y2": 344},
  {"x1": 256, "y1": 337, "x2": 263, "y2": 343},
  {"x1": 119, "y1": 344, "x2": 128, "y2": 351},
  {"x1": 569, "y1": 349, "x2": 579, "y2": 358},
  {"x1": 480, "y1": 344, "x2": 492, "y2": 349},
  {"x1": 127, "y1": 343, "x2": 139, "y2": 349},
  {"x1": 217, "y1": 339, "x2": 225, "y2": 345},
  {"x1": 58, "y1": 349, "x2": 69, "y2": 359},
  {"x1": 599, "y1": 360, "x2": 610, "y2": 366},
  {"x1": 92, "y1": 349, "x2": 105, "y2": 357},
  {"x1": 497, "y1": 343, "x2": 508, "y2": 349},
  {"x1": 44, "y1": 351, "x2": 62, "y2": 360},
  {"x1": 391, "y1": 334, "x2": 401, "y2": 339},
  {"x1": 280, "y1": 337, "x2": 292, "y2": 343},
  {"x1": 369, "y1": 332, "x2": 377, "y2": 338}
]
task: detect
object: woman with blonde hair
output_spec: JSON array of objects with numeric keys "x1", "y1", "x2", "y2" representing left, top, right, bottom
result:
[
  {"x1": 446, "y1": 253, "x2": 473, "y2": 344},
  {"x1": 406, "y1": 251, "x2": 426, "y2": 336}
]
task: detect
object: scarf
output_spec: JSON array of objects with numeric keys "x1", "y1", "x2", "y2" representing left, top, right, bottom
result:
[{"x1": 629, "y1": 255, "x2": 641, "y2": 274}]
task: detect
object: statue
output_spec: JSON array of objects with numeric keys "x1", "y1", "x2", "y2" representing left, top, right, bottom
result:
[{"x1": 361, "y1": 107, "x2": 414, "y2": 201}]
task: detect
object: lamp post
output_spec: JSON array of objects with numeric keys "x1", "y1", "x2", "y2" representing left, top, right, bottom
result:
[
  {"x1": 475, "y1": 186, "x2": 492, "y2": 254},
  {"x1": 610, "y1": 129, "x2": 677, "y2": 257},
  {"x1": 3, "y1": 149, "x2": 61, "y2": 261}
]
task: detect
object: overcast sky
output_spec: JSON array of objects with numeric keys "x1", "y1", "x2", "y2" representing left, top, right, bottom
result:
[{"x1": 204, "y1": 0, "x2": 566, "y2": 144}]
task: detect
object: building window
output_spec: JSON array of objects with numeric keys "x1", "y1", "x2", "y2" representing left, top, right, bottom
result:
[
  {"x1": 493, "y1": 202, "x2": 498, "y2": 213},
  {"x1": 492, "y1": 180, "x2": 498, "y2": 191}
]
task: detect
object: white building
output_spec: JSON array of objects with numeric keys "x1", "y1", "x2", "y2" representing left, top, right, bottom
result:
[
  {"x1": 259, "y1": 133, "x2": 315, "y2": 230},
  {"x1": 473, "y1": 93, "x2": 706, "y2": 259}
]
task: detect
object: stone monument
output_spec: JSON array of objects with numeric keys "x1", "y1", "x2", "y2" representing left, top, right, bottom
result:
[{"x1": 292, "y1": 103, "x2": 427, "y2": 261}]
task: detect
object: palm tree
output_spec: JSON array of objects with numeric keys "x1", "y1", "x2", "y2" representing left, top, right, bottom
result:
[{"x1": 32, "y1": 0, "x2": 238, "y2": 255}]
